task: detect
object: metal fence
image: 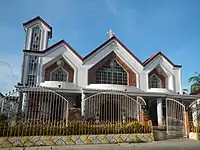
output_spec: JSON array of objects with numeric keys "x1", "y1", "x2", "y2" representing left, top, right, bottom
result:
[
  {"x1": 84, "y1": 90, "x2": 146, "y2": 123},
  {"x1": 0, "y1": 87, "x2": 69, "y2": 122},
  {"x1": 0, "y1": 120, "x2": 153, "y2": 137},
  {"x1": 166, "y1": 98, "x2": 186, "y2": 136},
  {"x1": 189, "y1": 99, "x2": 200, "y2": 133}
]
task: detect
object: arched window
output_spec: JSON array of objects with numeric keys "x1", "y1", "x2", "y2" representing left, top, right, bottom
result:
[
  {"x1": 96, "y1": 59, "x2": 128, "y2": 85},
  {"x1": 30, "y1": 26, "x2": 41, "y2": 51},
  {"x1": 149, "y1": 74, "x2": 161, "y2": 88},
  {"x1": 51, "y1": 67, "x2": 68, "y2": 81}
]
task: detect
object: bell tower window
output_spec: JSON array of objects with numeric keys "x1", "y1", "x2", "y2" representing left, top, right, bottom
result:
[{"x1": 30, "y1": 26, "x2": 41, "y2": 51}]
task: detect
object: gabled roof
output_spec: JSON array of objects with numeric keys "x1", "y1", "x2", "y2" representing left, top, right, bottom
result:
[
  {"x1": 83, "y1": 36, "x2": 143, "y2": 65},
  {"x1": 143, "y1": 51, "x2": 182, "y2": 68},
  {"x1": 23, "y1": 40, "x2": 83, "y2": 61},
  {"x1": 23, "y1": 16, "x2": 52, "y2": 38},
  {"x1": 23, "y1": 35, "x2": 181, "y2": 68}
]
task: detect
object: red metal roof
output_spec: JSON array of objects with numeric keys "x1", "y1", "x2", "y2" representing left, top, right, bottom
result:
[
  {"x1": 83, "y1": 36, "x2": 143, "y2": 65},
  {"x1": 143, "y1": 51, "x2": 182, "y2": 68},
  {"x1": 23, "y1": 16, "x2": 52, "y2": 38},
  {"x1": 23, "y1": 34, "x2": 181, "y2": 68}
]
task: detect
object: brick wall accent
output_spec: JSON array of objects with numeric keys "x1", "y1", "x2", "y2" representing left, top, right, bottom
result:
[
  {"x1": 148, "y1": 69, "x2": 165, "y2": 88},
  {"x1": 88, "y1": 52, "x2": 137, "y2": 86},
  {"x1": 44, "y1": 58, "x2": 74, "y2": 82}
]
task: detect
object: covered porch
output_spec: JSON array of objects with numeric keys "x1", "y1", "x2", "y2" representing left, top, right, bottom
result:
[
  {"x1": 81, "y1": 86, "x2": 200, "y2": 127},
  {"x1": 13, "y1": 83, "x2": 200, "y2": 127}
]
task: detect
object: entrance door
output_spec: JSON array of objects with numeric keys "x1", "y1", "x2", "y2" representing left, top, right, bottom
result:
[
  {"x1": 149, "y1": 102, "x2": 158, "y2": 126},
  {"x1": 100, "y1": 100, "x2": 119, "y2": 121}
]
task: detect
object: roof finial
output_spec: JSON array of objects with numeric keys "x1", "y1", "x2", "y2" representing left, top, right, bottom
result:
[{"x1": 107, "y1": 29, "x2": 115, "y2": 39}]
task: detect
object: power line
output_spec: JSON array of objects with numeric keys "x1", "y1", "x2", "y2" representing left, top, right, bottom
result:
[{"x1": 0, "y1": 61, "x2": 16, "y2": 77}]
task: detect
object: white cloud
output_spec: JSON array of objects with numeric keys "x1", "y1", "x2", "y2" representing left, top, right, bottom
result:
[{"x1": 104, "y1": 0, "x2": 119, "y2": 16}]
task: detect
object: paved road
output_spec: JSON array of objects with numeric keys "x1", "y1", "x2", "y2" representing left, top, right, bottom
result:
[{"x1": 1, "y1": 138, "x2": 200, "y2": 150}]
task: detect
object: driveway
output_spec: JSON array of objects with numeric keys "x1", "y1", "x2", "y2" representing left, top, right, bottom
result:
[{"x1": 1, "y1": 138, "x2": 200, "y2": 150}]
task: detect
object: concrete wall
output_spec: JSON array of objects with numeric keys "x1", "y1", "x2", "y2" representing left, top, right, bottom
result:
[{"x1": 0, "y1": 134, "x2": 154, "y2": 147}]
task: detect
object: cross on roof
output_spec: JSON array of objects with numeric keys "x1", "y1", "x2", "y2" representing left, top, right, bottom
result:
[{"x1": 107, "y1": 29, "x2": 115, "y2": 39}]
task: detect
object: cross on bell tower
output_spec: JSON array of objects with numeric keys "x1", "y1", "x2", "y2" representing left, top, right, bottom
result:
[{"x1": 107, "y1": 29, "x2": 115, "y2": 39}]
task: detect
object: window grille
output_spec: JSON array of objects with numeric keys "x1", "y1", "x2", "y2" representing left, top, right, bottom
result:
[
  {"x1": 51, "y1": 67, "x2": 68, "y2": 81},
  {"x1": 30, "y1": 26, "x2": 41, "y2": 51},
  {"x1": 96, "y1": 59, "x2": 128, "y2": 85},
  {"x1": 149, "y1": 75, "x2": 161, "y2": 88},
  {"x1": 27, "y1": 56, "x2": 39, "y2": 86}
]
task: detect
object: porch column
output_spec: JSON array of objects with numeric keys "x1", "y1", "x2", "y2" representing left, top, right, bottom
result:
[
  {"x1": 81, "y1": 92, "x2": 85, "y2": 117},
  {"x1": 192, "y1": 101, "x2": 200, "y2": 127},
  {"x1": 157, "y1": 98, "x2": 163, "y2": 126},
  {"x1": 141, "y1": 105, "x2": 146, "y2": 125},
  {"x1": 22, "y1": 92, "x2": 28, "y2": 120},
  {"x1": 185, "y1": 107, "x2": 190, "y2": 137}
]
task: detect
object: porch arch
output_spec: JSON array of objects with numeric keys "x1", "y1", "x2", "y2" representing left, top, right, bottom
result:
[{"x1": 83, "y1": 90, "x2": 145, "y2": 122}]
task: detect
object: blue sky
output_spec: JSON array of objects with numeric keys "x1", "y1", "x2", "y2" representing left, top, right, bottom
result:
[{"x1": 0, "y1": 0, "x2": 200, "y2": 94}]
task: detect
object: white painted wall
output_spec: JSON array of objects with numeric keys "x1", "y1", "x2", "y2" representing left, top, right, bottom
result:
[
  {"x1": 21, "y1": 54, "x2": 29, "y2": 85},
  {"x1": 142, "y1": 55, "x2": 182, "y2": 93},
  {"x1": 22, "y1": 36, "x2": 183, "y2": 94}
]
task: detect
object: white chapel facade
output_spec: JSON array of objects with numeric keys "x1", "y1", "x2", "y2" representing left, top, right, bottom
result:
[
  {"x1": 21, "y1": 16, "x2": 183, "y2": 93},
  {"x1": 19, "y1": 16, "x2": 187, "y2": 126}
]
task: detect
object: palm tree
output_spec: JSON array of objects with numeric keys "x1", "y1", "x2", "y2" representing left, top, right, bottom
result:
[{"x1": 189, "y1": 72, "x2": 200, "y2": 95}]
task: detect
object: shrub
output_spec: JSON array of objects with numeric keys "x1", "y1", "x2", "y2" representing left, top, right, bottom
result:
[
  {"x1": 0, "y1": 121, "x2": 152, "y2": 137},
  {"x1": 191, "y1": 122, "x2": 200, "y2": 133}
]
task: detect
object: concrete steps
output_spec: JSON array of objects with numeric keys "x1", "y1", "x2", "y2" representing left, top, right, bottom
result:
[{"x1": 153, "y1": 126, "x2": 185, "y2": 141}]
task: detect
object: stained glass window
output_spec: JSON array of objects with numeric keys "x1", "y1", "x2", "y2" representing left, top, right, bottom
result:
[
  {"x1": 96, "y1": 59, "x2": 128, "y2": 85},
  {"x1": 30, "y1": 26, "x2": 41, "y2": 51}
]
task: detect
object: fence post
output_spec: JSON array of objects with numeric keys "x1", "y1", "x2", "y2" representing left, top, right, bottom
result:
[
  {"x1": 141, "y1": 105, "x2": 146, "y2": 125},
  {"x1": 185, "y1": 107, "x2": 190, "y2": 138}
]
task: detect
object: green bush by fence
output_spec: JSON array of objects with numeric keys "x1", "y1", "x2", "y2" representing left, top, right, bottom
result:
[
  {"x1": 0, "y1": 120, "x2": 153, "y2": 137},
  {"x1": 190, "y1": 122, "x2": 200, "y2": 133}
]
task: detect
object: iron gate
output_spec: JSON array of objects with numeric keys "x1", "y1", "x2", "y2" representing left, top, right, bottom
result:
[
  {"x1": 0, "y1": 86, "x2": 69, "y2": 122},
  {"x1": 166, "y1": 98, "x2": 186, "y2": 137},
  {"x1": 84, "y1": 90, "x2": 146, "y2": 122},
  {"x1": 189, "y1": 99, "x2": 200, "y2": 131}
]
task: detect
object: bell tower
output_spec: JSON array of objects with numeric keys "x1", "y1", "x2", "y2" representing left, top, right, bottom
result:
[
  {"x1": 23, "y1": 16, "x2": 52, "y2": 51},
  {"x1": 21, "y1": 16, "x2": 52, "y2": 86}
]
